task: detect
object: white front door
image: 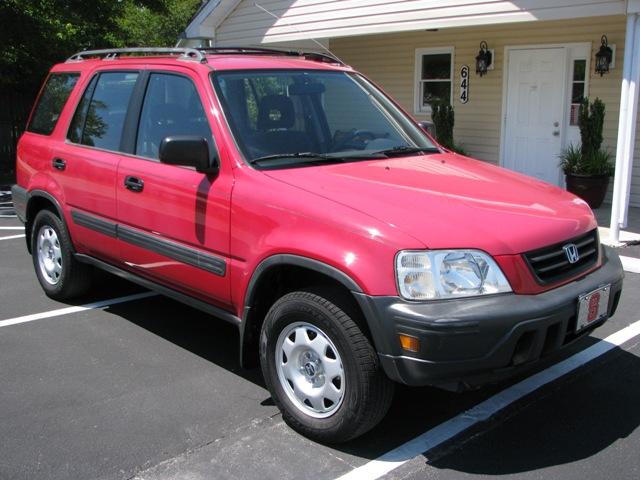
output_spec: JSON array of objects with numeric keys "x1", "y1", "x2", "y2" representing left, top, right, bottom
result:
[{"x1": 503, "y1": 48, "x2": 567, "y2": 186}]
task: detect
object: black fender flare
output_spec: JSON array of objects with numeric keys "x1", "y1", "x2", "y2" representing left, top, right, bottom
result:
[
  {"x1": 239, "y1": 254, "x2": 364, "y2": 367},
  {"x1": 25, "y1": 190, "x2": 72, "y2": 254}
]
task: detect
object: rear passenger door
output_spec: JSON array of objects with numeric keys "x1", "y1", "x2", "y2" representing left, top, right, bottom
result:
[
  {"x1": 116, "y1": 70, "x2": 233, "y2": 308},
  {"x1": 57, "y1": 70, "x2": 140, "y2": 262}
]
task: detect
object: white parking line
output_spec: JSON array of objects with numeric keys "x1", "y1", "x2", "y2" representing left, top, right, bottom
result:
[
  {"x1": 620, "y1": 256, "x2": 640, "y2": 274},
  {"x1": 0, "y1": 234, "x2": 25, "y2": 241},
  {"x1": 335, "y1": 318, "x2": 640, "y2": 480},
  {"x1": 0, "y1": 227, "x2": 24, "y2": 230},
  {"x1": 0, "y1": 292, "x2": 158, "y2": 328}
]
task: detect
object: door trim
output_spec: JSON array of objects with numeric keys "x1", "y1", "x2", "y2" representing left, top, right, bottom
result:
[
  {"x1": 498, "y1": 42, "x2": 592, "y2": 175},
  {"x1": 70, "y1": 209, "x2": 227, "y2": 276}
]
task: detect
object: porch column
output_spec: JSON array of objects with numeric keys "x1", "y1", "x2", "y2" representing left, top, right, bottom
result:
[{"x1": 610, "y1": 13, "x2": 640, "y2": 242}]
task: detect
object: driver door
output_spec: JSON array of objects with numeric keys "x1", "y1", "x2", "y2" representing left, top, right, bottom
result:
[{"x1": 116, "y1": 69, "x2": 233, "y2": 308}]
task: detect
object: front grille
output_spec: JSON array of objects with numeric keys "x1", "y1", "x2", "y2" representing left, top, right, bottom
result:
[{"x1": 524, "y1": 229, "x2": 599, "y2": 284}]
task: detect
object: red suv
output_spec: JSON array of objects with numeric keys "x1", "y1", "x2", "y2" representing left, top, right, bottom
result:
[{"x1": 12, "y1": 47, "x2": 624, "y2": 442}]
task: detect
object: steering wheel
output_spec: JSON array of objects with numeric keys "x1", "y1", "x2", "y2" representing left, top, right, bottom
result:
[{"x1": 332, "y1": 129, "x2": 377, "y2": 151}]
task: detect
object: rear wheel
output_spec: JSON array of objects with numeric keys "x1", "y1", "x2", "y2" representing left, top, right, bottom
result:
[
  {"x1": 31, "y1": 209, "x2": 94, "y2": 300},
  {"x1": 260, "y1": 289, "x2": 394, "y2": 443}
]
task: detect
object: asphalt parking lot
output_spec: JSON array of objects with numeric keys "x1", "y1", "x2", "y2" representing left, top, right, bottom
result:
[{"x1": 1, "y1": 214, "x2": 640, "y2": 480}]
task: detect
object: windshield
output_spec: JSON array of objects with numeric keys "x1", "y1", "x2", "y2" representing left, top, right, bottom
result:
[{"x1": 211, "y1": 70, "x2": 439, "y2": 169}]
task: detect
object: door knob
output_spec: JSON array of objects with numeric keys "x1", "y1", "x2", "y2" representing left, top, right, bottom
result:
[
  {"x1": 553, "y1": 130, "x2": 560, "y2": 136},
  {"x1": 52, "y1": 158, "x2": 66, "y2": 171},
  {"x1": 124, "y1": 176, "x2": 144, "y2": 192}
]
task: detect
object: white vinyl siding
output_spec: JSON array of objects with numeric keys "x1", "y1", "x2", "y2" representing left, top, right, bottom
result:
[
  {"x1": 214, "y1": 0, "x2": 626, "y2": 46},
  {"x1": 331, "y1": 15, "x2": 640, "y2": 207}
]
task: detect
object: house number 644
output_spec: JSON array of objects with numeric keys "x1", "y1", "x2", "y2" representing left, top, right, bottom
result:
[{"x1": 460, "y1": 65, "x2": 469, "y2": 104}]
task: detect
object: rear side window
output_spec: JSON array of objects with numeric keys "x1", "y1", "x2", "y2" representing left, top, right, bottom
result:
[
  {"x1": 27, "y1": 73, "x2": 80, "y2": 135},
  {"x1": 68, "y1": 71, "x2": 139, "y2": 151}
]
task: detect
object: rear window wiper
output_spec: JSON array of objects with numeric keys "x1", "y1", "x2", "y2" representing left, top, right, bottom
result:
[
  {"x1": 370, "y1": 146, "x2": 441, "y2": 157},
  {"x1": 248, "y1": 152, "x2": 346, "y2": 166}
]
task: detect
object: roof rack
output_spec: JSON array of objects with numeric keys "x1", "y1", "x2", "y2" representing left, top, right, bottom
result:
[
  {"x1": 197, "y1": 47, "x2": 345, "y2": 65},
  {"x1": 66, "y1": 47, "x2": 207, "y2": 64}
]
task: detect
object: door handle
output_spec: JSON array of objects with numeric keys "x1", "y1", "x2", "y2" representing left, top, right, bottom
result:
[
  {"x1": 124, "y1": 176, "x2": 144, "y2": 192},
  {"x1": 52, "y1": 158, "x2": 66, "y2": 171},
  {"x1": 552, "y1": 130, "x2": 560, "y2": 136}
]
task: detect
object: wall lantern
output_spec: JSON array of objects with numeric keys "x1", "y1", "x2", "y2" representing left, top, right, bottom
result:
[
  {"x1": 595, "y1": 35, "x2": 613, "y2": 76},
  {"x1": 475, "y1": 41, "x2": 492, "y2": 77}
]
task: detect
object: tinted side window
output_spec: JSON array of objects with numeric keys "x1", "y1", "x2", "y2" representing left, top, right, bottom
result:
[
  {"x1": 77, "y1": 72, "x2": 139, "y2": 151},
  {"x1": 67, "y1": 75, "x2": 98, "y2": 144},
  {"x1": 27, "y1": 73, "x2": 80, "y2": 135},
  {"x1": 136, "y1": 73, "x2": 212, "y2": 160}
]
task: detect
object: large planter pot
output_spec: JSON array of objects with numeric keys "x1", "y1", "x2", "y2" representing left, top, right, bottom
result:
[{"x1": 564, "y1": 173, "x2": 610, "y2": 209}]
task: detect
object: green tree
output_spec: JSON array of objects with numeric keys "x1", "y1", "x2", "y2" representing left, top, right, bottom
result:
[
  {"x1": 108, "y1": 0, "x2": 201, "y2": 48},
  {"x1": 0, "y1": 0, "x2": 201, "y2": 94}
]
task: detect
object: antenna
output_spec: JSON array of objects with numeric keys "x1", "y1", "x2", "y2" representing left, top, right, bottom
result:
[{"x1": 253, "y1": 2, "x2": 346, "y2": 65}]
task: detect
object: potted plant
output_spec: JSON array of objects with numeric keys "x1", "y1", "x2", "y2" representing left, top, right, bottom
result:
[{"x1": 559, "y1": 97, "x2": 614, "y2": 209}]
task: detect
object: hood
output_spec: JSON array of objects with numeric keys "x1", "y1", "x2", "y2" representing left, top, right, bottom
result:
[{"x1": 264, "y1": 153, "x2": 597, "y2": 256}]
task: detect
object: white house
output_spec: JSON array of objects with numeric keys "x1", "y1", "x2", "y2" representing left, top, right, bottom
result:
[{"x1": 181, "y1": 0, "x2": 640, "y2": 243}]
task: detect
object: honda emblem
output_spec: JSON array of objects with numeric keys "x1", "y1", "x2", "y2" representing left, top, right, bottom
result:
[{"x1": 563, "y1": 243, "x2": 580, "y2": 264}]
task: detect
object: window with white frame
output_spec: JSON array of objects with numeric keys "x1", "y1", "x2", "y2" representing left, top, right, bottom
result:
[
  {"x1": 414, "y1": 47, "x2": 454, "y2": 114},
  {"x1": 569, "y1": 58, "x2": 587, "y2": 126}
]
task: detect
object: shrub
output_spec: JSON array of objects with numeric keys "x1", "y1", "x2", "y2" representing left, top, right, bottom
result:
[
  {"x1": 559, "y1": 97, "x2": 613, "y2": 177},
  {"x1": 431, "y1": 102, "x2": 454, "y2": 150},
  {"x1": 578, "y1": 97, "x2": 605, "y2": 158}
]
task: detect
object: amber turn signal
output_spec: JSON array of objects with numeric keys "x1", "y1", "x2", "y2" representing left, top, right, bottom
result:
[{"x1": 398, "y1": 334, "x2": 420, "y2": 352}]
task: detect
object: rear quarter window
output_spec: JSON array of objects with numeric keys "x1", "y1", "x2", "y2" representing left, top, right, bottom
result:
[{"x1": 27, "y1": 73, "x2": 80, "y2": 135}]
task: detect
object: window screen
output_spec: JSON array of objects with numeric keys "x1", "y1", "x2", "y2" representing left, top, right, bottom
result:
[{"x1": 27, "y1": 73, "x2": 80, "y2": 135}]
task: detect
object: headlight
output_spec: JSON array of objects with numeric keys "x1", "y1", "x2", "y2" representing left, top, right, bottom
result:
[{"x1": 395, "y1": 250, "x2": 512, "y2": 300}]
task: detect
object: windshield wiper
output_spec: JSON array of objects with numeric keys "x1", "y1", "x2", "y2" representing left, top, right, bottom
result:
[
  {"x1": 249, "y1": 152, "x2": 346, "y2": 165},
  {"x1": 370, "y1": 146, "x2": 441, "y2": 157}
]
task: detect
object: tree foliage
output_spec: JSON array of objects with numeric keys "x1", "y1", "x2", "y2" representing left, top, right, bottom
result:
[
  {"x1": 107, "y1": 0, "x2": 202, "y2": 48},
  {"x1": 578, "y1": 97, "x2": 605, "y2": 158},
  {"x1": 0, "y1": 0, "x2": 201, "y2": 94}
]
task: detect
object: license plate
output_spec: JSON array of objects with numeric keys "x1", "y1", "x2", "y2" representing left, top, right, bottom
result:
[{"x1": 576, "y1": 285, "x2": 610, "y2": 332}]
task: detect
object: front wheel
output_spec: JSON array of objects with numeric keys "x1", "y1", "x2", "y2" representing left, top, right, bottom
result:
[{"x1": 260, "y1": 290, "x2": 394, "y2": 443}]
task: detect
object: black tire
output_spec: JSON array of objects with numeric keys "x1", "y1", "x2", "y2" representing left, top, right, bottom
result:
[
  {"x1": 31, "y1": 209, "x2": 94, "y2": 300},
  {"x1": 260, "y1": 289, "x2": 394, "y2": 443}
]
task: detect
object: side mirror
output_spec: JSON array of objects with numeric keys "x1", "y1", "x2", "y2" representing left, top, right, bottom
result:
[
  {"x1": 159, "y1": 135, "x2": 219, "y2": 175},
  {"x1": 418, "y1": 121, "x2": 436, "y2": 138}
]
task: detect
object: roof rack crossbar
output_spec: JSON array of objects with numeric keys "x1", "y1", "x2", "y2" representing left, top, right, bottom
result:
[
  {"x1": 197, "y1": 47, "x2": 344, "y2": 65},
  {"x1": 67, "y1": 47, "x2": 207, "y2": 64}
]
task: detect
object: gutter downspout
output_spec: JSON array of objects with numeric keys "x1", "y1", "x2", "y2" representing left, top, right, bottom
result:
[{"x1": 610, "y1": 13, "x2": 640, "y2": 243}]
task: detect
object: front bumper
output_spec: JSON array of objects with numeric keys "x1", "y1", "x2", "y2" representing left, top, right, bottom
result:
[{"x1": 354, "y1": 246, "x2": 624, "y2": 390}]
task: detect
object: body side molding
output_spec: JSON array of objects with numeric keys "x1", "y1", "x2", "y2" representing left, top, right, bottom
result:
[
  {"x1": 71, "y1": 210, "x2": 117, "y2": 238},
  {"x1": 68, "y1": 210, "x2": 227, "y2": 277},
  {"x1": 118, "y1": 225, "x2": 226, "y2": 276}
]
